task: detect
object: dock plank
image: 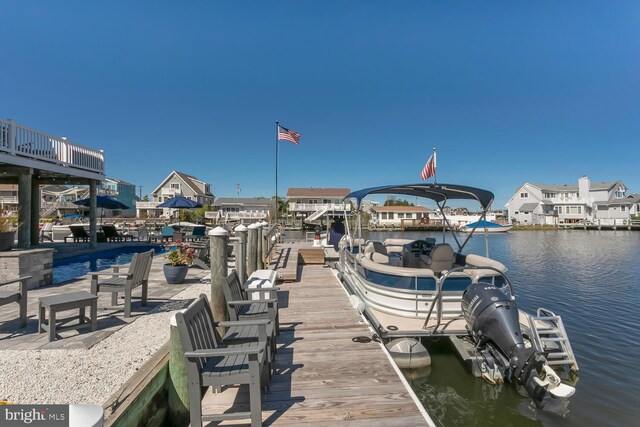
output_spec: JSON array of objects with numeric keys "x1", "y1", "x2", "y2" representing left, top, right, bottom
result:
[{"x1": 197, "y1": 260, "x2": 427, "y2": 426}]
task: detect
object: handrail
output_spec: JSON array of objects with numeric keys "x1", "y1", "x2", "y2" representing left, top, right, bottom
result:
[{"x1": 0, "y1": 118, "x2": 105, "y2": 174}]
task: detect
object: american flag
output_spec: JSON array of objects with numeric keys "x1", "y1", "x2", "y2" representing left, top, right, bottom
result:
[
  {"x1": 420, "y1": 151, "x2": 436, "y2": 180},
  {"x1": 278, "y1": 125, "x2": 300, "y2": 144}
]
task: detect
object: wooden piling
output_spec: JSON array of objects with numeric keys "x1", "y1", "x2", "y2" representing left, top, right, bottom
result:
[
  {"x1": 247, "y1": 223, "x2": 259, "y2": 277},
  {"x1": 209, "y1": 226, "x2": 229, "y2": 333},
  {"x1": 234, "y1": 224, "x2": 248, "y2": 283},
  {"x1": 167, "y1": 315, "x2": 189, "y2": 426}
]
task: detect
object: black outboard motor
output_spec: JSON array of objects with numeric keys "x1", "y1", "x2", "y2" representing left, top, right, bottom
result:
[{"x1": 462, "y1": 282, "x2": 549, "y2": 406}]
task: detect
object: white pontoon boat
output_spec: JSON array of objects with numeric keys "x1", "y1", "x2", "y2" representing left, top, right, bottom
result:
[{"x1": 335, "y1": 183, "x2": 578, "y2": 407}]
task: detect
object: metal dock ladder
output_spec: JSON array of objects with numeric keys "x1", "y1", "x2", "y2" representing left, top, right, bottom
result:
[{"x1": 527, "y1": 308, "x2": 579, "y2": 371}]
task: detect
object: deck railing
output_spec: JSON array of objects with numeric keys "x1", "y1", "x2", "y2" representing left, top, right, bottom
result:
[{"x1": 0, "y1": 118, "x2": 105, "y2": 174}]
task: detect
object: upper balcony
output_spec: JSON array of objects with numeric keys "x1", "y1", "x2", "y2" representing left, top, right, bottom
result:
[
  {"x1": 0, "y1": 118, "x2": 105, "y2": 181},
  {"x1": 288, "y1": 202, "x2": 351, "y2": 212}
]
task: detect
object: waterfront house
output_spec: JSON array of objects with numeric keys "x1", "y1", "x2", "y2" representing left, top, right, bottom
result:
[
  {"x1": 137, "y1": 171, "x2": 214, "y2": 218},
  {"x1": 506, "y1": 176, "x2": 632, "y2": 226},
  {"x1": 97, "y1": 178, "x2": 138, "y2": 218},
  {"x1": 208, "y1": 197, "x2": 274, "y2": 225},
  {"x1": 286, "y1": 188, "x2": 351, "y2": 222},
  {"x1": 370, "y1": 205, "x2": 430, "y2": 228}
]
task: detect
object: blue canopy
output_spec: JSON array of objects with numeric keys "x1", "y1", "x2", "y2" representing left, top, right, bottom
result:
[
  {"x1": 156, "y1": 196, "x2": 203, "y2": 209},
  {"x1": 73, "y1": 195, "x2": 129, "y2": 210},
  {"x1": 345, "y1": 183, "x2": 495, "y2": 210}
]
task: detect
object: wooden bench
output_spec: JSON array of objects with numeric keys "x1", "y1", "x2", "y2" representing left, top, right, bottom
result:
[
  {"x1": 0, "y1": 276, "x2": 32, "y2": 328},
  {"x1": 38, "y1": 290, "x2": 98, "y2": 342},
  {"x1": 175, "y1": 295, "x2": 268, "y2": 427}
]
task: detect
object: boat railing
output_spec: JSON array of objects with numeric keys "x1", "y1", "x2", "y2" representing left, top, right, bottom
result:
[{"x1": 422, "y1": 265, "x2": 515, "y2": 332}]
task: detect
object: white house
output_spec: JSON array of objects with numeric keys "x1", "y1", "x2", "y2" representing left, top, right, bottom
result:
[
  {"x1": 137, "y1": 171, "x2": 214, "y2": 218},
  {"x1": 505, "y1": 176, "x2": 632, "y2": 225},
  {"x1": 370, "y1": 205, "x2": 430, "y2": 227},
  {"x1": 286, "y1": 188, "x2": 351, "y2": 221},
  {"x1": 209, "y1": 197, "x2": 274, "y2": 224}
]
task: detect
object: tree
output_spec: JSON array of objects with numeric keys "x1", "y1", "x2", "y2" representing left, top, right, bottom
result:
[{"x1": 384, "y1": 197, "x2": 414, "y2": 207}]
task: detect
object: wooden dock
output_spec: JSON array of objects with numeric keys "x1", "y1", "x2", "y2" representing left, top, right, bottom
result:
[
  {"x1": 272, "y1": 242, "x2": 325, "y2": 282},
  {"x1": 199, "y1": 261, "x2": 428, "y2": 426}
]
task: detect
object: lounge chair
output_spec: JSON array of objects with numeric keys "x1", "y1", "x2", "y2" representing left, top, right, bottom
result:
[
  {"x1": 185, "y1": 225, "x2": 206, "y2": 241},
  {"x1": 90, "y1": 249, "x2": 154, "y2": 317},
  {"x1": 102, "y1": 225, "x2": 136, "y2": 242},
  {"x1": 39, "y1": 222, "x2": 53, "y2": 242},
  {"x1": 65, "y1": 225, "x2": 89, "y2": 243},
  {"x1": 150, "y1": 226, "x2": 174, "y2": 242},
  {"x1": 175, "y1": 294, "x2": 268, "y2": 427},
  {"x1": 0, "y1": 276, "x2": 31, "y2": 328}
]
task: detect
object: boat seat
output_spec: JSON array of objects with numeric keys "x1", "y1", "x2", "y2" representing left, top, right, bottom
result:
[
  {"x1": 425, "y1": 243, "x2": 456, "y2": 275},
  {"x1": 364, "y1": 241, "x2": 387, "y2": 256},
  {"x1": 368, "y1": 251, "x2": 390, "y2": 265}
]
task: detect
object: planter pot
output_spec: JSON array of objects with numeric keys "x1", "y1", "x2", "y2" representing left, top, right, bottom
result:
[
  {"x1": 163, "y1": 264, "x2": 189, "y2": 284},
  {"x1": 0, "y1": 231, "x2": 16, "y2": 252}
]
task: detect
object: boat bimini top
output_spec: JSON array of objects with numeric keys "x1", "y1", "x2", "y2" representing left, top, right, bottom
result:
[
  {"x1": 344, "y1": 183, "x2": 496, "y2": 254},
  {"x1": 346, "y1": 183, "x2": 495, "y2": 210}
]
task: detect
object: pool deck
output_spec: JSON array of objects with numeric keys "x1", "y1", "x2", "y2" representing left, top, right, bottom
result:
[{"x1": 0, "y1": 252, "x2": 209, "y2": 350}]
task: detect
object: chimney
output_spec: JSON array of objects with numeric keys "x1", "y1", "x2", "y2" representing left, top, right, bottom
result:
[{"x1": 578, "y1": 176, "x2": 590, "y2": 201}]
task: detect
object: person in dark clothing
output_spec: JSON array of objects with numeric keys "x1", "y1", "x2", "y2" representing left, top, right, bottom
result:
[{"x1": 328, "y1": 217, "x2": 346, "y2": 250}]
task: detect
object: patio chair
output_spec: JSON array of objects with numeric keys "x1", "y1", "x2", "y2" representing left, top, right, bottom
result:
[
  {"x1": 101, "y1": 225, "x2": 122, "y2": 242},
  {"x1": 0, "y1": 276, "x2": 31, "y2": 328},
  {"x1": 90, "y1": 249, "x2": 154, "y2": 317},
  {"x1": 150, "y1": 226, "x2": 174, "y2": 242},
  {"x1": 175, "y1": 294, "x2": 268, "y2": 427},
  {"x1": 185, "y1": 225, "x2": 206, "y2": 241},
  {"x1": 223, "y1": 270, "x2": 280, "y2": 336},
  {"x1": 65, "y1": 225, "x2": 90, "y2": 243},
  {"x1": 39, "y1": 222, "x2": 54, "y2": 242}
]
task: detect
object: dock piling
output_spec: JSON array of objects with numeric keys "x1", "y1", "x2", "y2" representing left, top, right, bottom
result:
[
  {"x1": 247, "y1": 223, "x2": 259, "y2": 277},
  {"x1": 234, "y1": 224, "x2": 248, "y2": 283},
  {"x1": 209, "y1": 227, "x2": 229, "y2": 333}
]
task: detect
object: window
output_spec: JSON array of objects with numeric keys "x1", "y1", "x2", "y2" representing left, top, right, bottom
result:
[
  {"x1": 544, "y1": 192, "x2": 557, "y2": 199},
  {"x1": 520, "y1": 192, "x2": 528, "y2": 198},
  {"x1": 557, "y1": 207, "x2": 563, "y2": 214},
  {"x1": 388, "y1": 212, "x2": 395, "y2": 219},
  {"x1": 171, "y1": 183, "x2": 180, "y2": 190},
  {"x1": 397, "y1": 213, "x2": 404, "y2": 219},
  {"x1": 381, "y1": 212, "x2": 387, "y2": 220},
  {"x1": 406, "y1": 213, "x2": 413, "y2": 219},
  {"x1": 621, "y1": 206, "x2": 626, "y2": 212}
]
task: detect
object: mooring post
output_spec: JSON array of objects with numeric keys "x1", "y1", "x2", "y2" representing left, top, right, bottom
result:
[
  {"x1": 167, "y1": 314, "x2": 189, "y2": 426},
  {"x1": 256, "y1": 221, "x2": 264, "y2": 270},
  {"x1": 234, "y1": 224, "x2": 248, "y2": 283},
  {"x1": 247, "y1": 223, "x2": 259, "y2": 277},
  {"x1": 209, "y1": 226, "x2": 229, "y2": 334}
]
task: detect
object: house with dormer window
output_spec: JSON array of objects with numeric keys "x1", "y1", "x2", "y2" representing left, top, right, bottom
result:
[
  {"x1": 136, "y1": 171, "x2": 214, "y2": 218},
  {"x1": 506, "y1": 176, "x2": 631, "y2": 225}
]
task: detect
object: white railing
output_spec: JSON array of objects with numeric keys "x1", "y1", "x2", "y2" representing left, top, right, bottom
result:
[
  {"x1": 227, "y1": 211, "x2": 268, "y2": 220},
  {"x1": 0, "y1": 118, "x2": 105, "y2": 174},
  {"x1": 136, "y1": 201, "x2": 162, "y2": 209},
  {"x1": 0, "y1": 196, "x2": 19, "y2": 204},
  {"x1": 161, "y1": 188, "x2": 180, "y2": 196},
  {"x1": 288, "y1": 203, "x2": 350, "y2": 212}
]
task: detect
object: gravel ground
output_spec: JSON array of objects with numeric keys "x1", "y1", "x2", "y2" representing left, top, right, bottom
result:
[{"x1": 0, "y1": 281, "x2": 209, "y2": 405}]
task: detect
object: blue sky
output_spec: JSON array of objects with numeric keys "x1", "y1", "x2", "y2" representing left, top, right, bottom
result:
[{"x1": 1, "y1": 1, "x2": 638, "y2": 208}]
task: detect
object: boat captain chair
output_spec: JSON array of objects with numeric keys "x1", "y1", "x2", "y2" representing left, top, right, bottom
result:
[
  {"x1": 363, "y1": 241, "x2": 390, "y2": 264},
  {"x1": 426, "y1": 243, "x2": 456, "y2": 275}
]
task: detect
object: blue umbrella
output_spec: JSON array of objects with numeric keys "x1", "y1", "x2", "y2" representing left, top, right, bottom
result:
[
  {"x1": 73, "y1": 196, "x2": 130, "y2": 222},
  {"x1": 157, "y1": 196, "x2": 203, "y2": 228}
]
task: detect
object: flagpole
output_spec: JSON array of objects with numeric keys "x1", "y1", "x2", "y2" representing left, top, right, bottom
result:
[
  {"x1": 275, "y1": 121, "x2": 279, "y2": 228},
  {"x1": 432, "y1": 146, "x2": 437, "y2": 185}
]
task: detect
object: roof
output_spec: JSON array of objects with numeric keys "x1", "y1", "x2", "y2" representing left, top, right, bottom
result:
[
  {"x1": 287, "y1": 188, "x2": 351, "y2": 198},
  {"x1": 372, "y1": 206, "x2": 430, "y2": 212},
  {"x1": 152, "y1": 171, "x2": 213, "y2": 197},
  {"x1": 518, "y1": 202, "x2": 539, "y2": 212},
  {"x1": 214, "y1": 197, "x2": 274, "y2": 207},
  {"x1": 530, "y1": 181, "x2": 620, "y2": 192},
  {"x1": 346, "y1": 183, "x2": 495, "y2": 210},
  {"x1": 104, "y1": 177, "x2": 135, "y2": 187},
  {"x1": 594, "y1": 195, "x2": 640, "y2": 206}
]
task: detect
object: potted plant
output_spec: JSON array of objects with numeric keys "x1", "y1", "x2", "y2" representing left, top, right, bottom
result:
[
  {"x1": 0, "y1": 212, "x2": 17, "y2": 252},
  {"x1": 163, "y1": 240, "x2": 195, "y2": 284}
]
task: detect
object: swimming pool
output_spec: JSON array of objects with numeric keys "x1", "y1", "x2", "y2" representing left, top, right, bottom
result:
[{"x1": 53, "y1": 246, "x2": 164, "y2": 284}]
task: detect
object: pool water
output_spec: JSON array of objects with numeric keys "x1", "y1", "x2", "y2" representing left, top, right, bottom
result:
[{"x1": 53, "y1": 246, "x2": 164, "y2": 284}]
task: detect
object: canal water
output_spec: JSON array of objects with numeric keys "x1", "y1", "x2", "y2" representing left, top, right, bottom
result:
[
  {"x1": 362, "y1": 229, "x2": 640, "y2": 427},
  {"x1": 285, "y1": 229, "x2": 639, "y2": 427}
]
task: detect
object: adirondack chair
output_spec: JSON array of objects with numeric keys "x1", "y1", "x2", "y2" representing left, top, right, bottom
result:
[
  {"x1": 150, "y1": 226, "x2": 174, "y2": 242},
  {"x1": 185, "y1": 225, "x2": 206, "y2": 241},
  {"x1": 39, "y1": 222, "x2": 54, "y2": 242},
  {"x1": 0, "y1": 276, "x2": 32, "y2": 327},
  {"x1": 223, "y1": 270, "x2": 280, "y2": 336},
  {"x1": 65, "y1": 225, "x2": 89, "y2": 242},
  {"x1": 175, "y1": 294, "x2": 268, "y2": 427},
  {"x1": 90, "y1": 249, "x2": 154, "y2": 317},
  {"x1": 190, "y1": 239, "x2": 235, "y2": 270}
]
